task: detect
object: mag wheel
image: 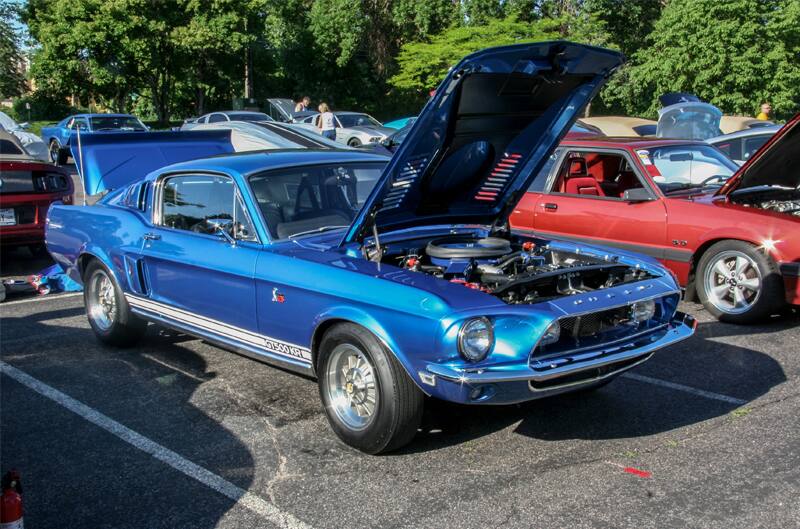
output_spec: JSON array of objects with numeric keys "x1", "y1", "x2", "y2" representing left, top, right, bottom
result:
[
  {"x1": 318, "y1": 323, "x2": 423, "y2": 454},
  {"x1": 84, "y1": 261, "x2": 146, "y2": 346},
  {"x1": 347, "y1": 138, "x2": 362, "y2": 147},
  {"x1": 49, "y1": 140, "x2": 61, "y2": 164},
  {"x1": 697, "y1": 240, "x2": 784, "y2": 324}
]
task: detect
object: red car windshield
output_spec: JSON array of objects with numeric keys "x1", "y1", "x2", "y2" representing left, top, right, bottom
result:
[{"x1": 637, "y1": 145, "x2": 739, "y2": 192}]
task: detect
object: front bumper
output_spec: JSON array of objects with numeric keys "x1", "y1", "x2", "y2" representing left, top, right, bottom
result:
[{"x1": 422, "y1": 311, "x2": 697, "y2": 405}]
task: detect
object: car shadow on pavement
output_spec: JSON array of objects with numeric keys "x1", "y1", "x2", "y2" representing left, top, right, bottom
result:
[
  {"x1": 404, "y1": 315, "x2": 791, "y2": 454},
  {"x1": 1, "y1": 307, "x2": 257, "y2": 528}
]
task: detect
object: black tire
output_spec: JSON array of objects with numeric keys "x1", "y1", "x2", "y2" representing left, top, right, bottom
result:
[
  {"x1": 347, "y1": 138, "x2": 362, "y2": 147},
  {"x1": 49, "y1": 140, "x2": 67, "y2": 165},
  {"x1": 83, "y1": 260, "x2": 147, "y2": 346},
  {"x1": 696, "y1": 240, "x2": 784, "y2": 324},
  {"x1": 318, "y1": 323, "x2": 423, "y2": 454}
]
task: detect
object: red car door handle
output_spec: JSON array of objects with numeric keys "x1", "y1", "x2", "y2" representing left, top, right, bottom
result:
[{"x1": 543, "y1": 203, "x2": 558, "y2": 211}]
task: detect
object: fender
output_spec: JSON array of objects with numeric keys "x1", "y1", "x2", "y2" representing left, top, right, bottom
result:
[{"x1": 695, "y1": 225, "x2": 789, "y2": 263}]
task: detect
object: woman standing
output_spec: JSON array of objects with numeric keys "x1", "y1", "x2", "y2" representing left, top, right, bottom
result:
[{"x1": 316, "y1": 103, "x2": 337, "y2": 141}]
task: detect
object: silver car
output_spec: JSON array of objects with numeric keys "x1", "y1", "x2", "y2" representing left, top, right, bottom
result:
[
  {"x1": 181, "y1": 111, "x2": 274, "y2": 130},
  {"x1": 296, "y1": 111, "x2": 393, "y2": 147},
  {"x1": 707, "y1": 125, "x2": 782, "y2": 164}
]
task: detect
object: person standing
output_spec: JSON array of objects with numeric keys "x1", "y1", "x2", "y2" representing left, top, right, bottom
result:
[
  {"x1": 756, "y1": 102, "x2": 772, "y2": 121},
  {"x1": 316, "y1": 103, "x2": 337, "y2": 141},
  {"x1": 294, "y1": 96, "x2": 311, "y2": 112}
]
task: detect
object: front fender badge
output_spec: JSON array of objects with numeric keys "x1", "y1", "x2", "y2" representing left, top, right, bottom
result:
[{"x1": 272, "y1": 288, "x2": 285, "y2": 303}]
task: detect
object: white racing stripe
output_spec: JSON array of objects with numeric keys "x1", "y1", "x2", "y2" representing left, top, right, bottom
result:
[
  {"x1": 622, "y1": 372, "x2": 748, "y2": 405},
  {"x1": 0, "y1": 361, "x2": 313, "y2": 529}
]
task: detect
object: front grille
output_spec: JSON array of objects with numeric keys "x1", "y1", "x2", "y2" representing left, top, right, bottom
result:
[
  {"x1": 559, "y1": 306, "x2": 631, "y2": 338},
  {"x1": 531, "y1": 296, "x2": 675, "y2": 361}
]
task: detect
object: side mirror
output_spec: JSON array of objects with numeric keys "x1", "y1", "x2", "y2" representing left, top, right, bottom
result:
[
  {"x1": 622, "y1": 188, "x2": 654, "y2": 203},
  {"x1": 215, "y1": 224, "x2": 237, "y2": 245},
  {"x1": 17, "y1": 122, "x2": 30, "y2": 130}
]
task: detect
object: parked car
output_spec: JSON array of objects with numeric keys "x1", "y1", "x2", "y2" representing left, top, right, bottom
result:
[
  {"x1": 181, "y1": 111, "x2": 274, "y2": 130},
  {"x1": 0, "y1": 131, "x2": 73, "y2": 254},
  {"x1": 510, "y1": 120, "x2": 800, "y2": 323},
  {"x1": 296, "y1": 111, "x2": 394, "y2": 146},
  {"x1": 46, "y1": 42, "x2": 695, "y2": 453},
  {"x1": 707, "y1": 125, "x2": 782, "y2": 164},
  {"x1": 41, "y1": 114, "x2": 148, "y2": 165},
  {"x1": 190, "y1": 120, "x2": 342, "y2": 151},
  {"x1": 579, "y1": 116, "x2": 657, "y2": 137},
  {"x1": 264, "y1": 98, "x2": 317, "y2": 123},
  {"x1": 719, "y1": 115, "x2": 775, "y2": 134},
  {"x1": 0, "y1": 111, "x2": 49, "y2": 161},
  {"x1": 383, "y1": 117, "x2": 415, "y2": 130}
]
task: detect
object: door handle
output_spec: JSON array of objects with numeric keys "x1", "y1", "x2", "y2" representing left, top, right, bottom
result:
[
  {"x1": 143, "y1": 232, "x2": 161, "y2": 241},
  {"x1": 543, "y1": 203, "x2": 558, "y2": 211}
]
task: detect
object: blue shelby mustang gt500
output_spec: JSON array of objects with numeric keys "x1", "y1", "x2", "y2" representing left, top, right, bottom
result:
[{"x1": 46, "y1": 42, "x2": 696, "y2": 453}]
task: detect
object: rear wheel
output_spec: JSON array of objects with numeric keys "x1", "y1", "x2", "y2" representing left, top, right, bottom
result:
[
  {"x1": 83, "y1": 261, "x2": 146, "y2": 346},
  {"x1": 49, "y1": 140, "x2": 66, "y2": 165},
  {"x1": 696, "y1": 240, "x2": 784, "y2": 324},
  {"x1": 318, "y1": 323, "x2": 423, "y2": 454},
  {"x1": 347, "y1": 138, "x2": 362, "y2": 147}
]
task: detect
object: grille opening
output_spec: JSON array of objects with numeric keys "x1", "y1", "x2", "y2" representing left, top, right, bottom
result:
[{"x1": 529, "y1": 354, "x2": 649, "y2": 391}]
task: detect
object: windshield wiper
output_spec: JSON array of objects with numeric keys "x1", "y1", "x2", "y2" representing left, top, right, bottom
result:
[{"x1": 288, "y1": 225, "x2": 349, "y2": 239}]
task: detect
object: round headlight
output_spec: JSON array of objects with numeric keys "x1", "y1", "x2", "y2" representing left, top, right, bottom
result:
[
  {"x1": 458, "y1": 317, "x2": 494, "y2": 362},
  {"x1": 630, "y1": 299, "x2": 656, "y2": 322},
  {"x1": 539, "y1": 320, "x2": 561, "y2": 346}
]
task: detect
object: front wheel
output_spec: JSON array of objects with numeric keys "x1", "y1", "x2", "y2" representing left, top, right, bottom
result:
[
  {"x1": 49, "y1": 140, "x2": 66, "y2": 165},
  {"x1": 696, "y1": 240, "x2": 784, "y2": 324},
  {"x1": 84, "y1": 261, "x2": 147, "y2": 346},
  {"x1": 318, "y1": 323, "x2": 423, "y2": 454},
  {"x1": 347, "y1": 138, "x2": 362, "y2": 147}
]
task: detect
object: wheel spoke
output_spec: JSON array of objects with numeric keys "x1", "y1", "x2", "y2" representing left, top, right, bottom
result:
[
  {"x1": 740, "y1": 277, "x2": 760, "y2": 292},
  {"x1": 711, "y1": 283, "x2": 729, "y2": 299},
  {"x1": 733, "y1": 287, "x2": 747, "y2": 308},
  {"x1": 735, "y1": 256, "x2": 749, "y2": 276},
  {"x1": 713, "y1": 260, "x2": 730, "y2": 279}
]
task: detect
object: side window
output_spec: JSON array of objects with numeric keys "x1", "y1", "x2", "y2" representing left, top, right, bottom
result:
[
  {"x1": 208, "y1": 113, "x2": 226, "y2": 123},
  {"x1": 0, "y1": 139, "x2": 23, "y2": 155},
  {"x1": 158, "y1": 174, "x2": 256, "y2": 241},
  {"x1": 742, "y1": 135, "x2": 770, "y2": 161},
  {"x1": 550, "y1": 151, "x2": 644, "y2": 199},
  {"x1": 715, "y1": 138, "x2": 742, "y2": 160}
]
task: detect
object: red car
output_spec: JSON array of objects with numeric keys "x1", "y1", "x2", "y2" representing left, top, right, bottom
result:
[
  {"x1": 511, "y1": 115, "x2": 799, "y2": 324},
  {"x1": 0, "y1": 131, "x2": 74, "y2": 255}
]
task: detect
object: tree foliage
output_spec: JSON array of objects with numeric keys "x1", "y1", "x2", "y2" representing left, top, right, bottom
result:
[
  {"x1": 605, "y1": 0, "x2": 800, "y2": 119},
  {"x1": 0, "y1": 2, "x2": 28, "y2": 98}
]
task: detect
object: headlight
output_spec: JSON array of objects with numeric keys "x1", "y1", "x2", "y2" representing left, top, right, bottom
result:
[
  {"x1": 630, "y1": 299, "x2": 656, "y2": 322},
  {"x1": 539, "y1": 320, "x2": 561, "y2": 346},
  {"x1": 457, "y1": 317, "x2": 494, "y2": 362}
]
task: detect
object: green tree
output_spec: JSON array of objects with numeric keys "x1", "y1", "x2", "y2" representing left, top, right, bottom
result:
[
  {"x1": 0, "y1": 3, "x2": 27, "y2": 98},
  {"x1": 605, "y1": 0, "x2": 800, "y2": 119},
  {"x1": 389, "y1": 17, "x2": 562, "y2": 92}
]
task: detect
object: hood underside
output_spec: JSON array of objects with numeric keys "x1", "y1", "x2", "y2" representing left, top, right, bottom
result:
[
  {"x1": 70, "y1": 130, "x2": 234, "y2": 195},
  {"x1": 719, "y1": 113, "x2": 800, "y2": 195},
  {"x1": 341, "y1": 41, "x2": 623, "y2": 244}
]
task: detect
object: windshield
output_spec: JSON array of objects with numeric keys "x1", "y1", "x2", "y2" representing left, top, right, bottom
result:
[
  {"x1": 637, "y1": 145, "x2": 739, "y2": 192},
  {"x1": 228, "y1": 112, "x2": 272, "y2": 122},
  {"x1": 337, "y1": 114, "x2": 382, "y2": 128},
  {"x1": 90, "y1": 116, "x2": 146, "y2": 131},
  {"x1": 249, "y1": 162, "x2": 385, "y2": 239}
]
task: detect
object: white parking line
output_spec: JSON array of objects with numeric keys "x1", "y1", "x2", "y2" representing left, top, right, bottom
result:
[
  {"x1": 0, "y1": 292, "x2": 82, "y2": 306},
  {"x1": 622, "y1": 372, "x2": 747, "y2": 405},
  {"x1": 0, "y1": 361, "x2": 313, "y2": 529}
]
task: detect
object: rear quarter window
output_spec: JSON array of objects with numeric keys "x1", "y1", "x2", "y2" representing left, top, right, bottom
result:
[{"x1": 0, "y1": 139, "x2": 23, "y2": 155}]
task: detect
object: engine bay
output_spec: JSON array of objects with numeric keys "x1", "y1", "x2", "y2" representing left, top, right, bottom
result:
[
  {"x1": 375, "y1": 234, "x2": 657, "y2": 304},
  {"x1": 729, "y1": 186, "x2": 800, "y2": 217}
]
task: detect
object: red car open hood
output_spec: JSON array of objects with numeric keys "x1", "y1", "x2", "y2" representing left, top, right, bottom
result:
[{"x1": 717, "y1": 113, "x2": 800, "y2": 196}]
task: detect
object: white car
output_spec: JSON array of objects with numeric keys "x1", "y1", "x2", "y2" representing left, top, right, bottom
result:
[
  {"x1": 181, "y1": 111, "x2": 274, "y2": 130},
  {"x1": 0, "y1": 111, "x2": 49, "y2": 161},
  {"x1": 188, "y1": 120, "x2": 343, "y2": 152},
  {"x1": 296, "y1": 112, "x2": 394, "y2": 146}
]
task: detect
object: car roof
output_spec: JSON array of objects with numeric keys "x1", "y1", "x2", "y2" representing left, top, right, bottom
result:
[
  {"x1": 560, "y1": 136, "x2": 710, "y2": 149},
  {"x1": 0, "y1": 130, "x2": 37, "y2": 161},
  {"x1": 74, "y1": 113, "x2": 138, "y2": 118},
  {"x1": 148, "y1": 148, "x2": 389, "y2": 180},
  {"x1": 209, "y1": 110, "x2": 269, "y2": 115},
  {"x1": 708, "y1": 125, "x2": 783, "y2": 142}
]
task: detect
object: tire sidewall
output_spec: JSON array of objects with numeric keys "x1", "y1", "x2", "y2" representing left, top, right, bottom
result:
[
  {"x1": 696, "y1": 240, "x2": 783, "y2": 323},
  {"x1": 318, "y1": 324, "x2": 402, "y2": 453},
  {"x1": 49, "y1": 140, "x2": 61, "y2": 164},
  {"x1": 83, "y1": 261, "x2": 138, "y2": 341}
]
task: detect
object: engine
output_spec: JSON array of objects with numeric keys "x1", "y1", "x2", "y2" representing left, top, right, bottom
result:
[
  {"x1": 379, "y1": 235, "x2": 656, "y2": 304},
  {"x1": 729, "y1": 187, "x2": 800, "y2": 217}
]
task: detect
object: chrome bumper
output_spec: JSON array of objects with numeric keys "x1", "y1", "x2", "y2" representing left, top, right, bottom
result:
[{"x1": 425, "y1": 312, "x2": 697, "y2": 387}]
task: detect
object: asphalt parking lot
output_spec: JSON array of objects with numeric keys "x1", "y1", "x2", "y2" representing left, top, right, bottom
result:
[{"x1": 2, "y1": 249, "x2": 799, "y2": 528}]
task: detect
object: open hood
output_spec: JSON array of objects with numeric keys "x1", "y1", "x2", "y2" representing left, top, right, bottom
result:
[
  {"x1": 657, "y1": 101, "x2": 722, "y2": 140},
  {"x1": 718, "y1": 113, "x2": 800, "y2": 195},
  {"x1": 70, "y1": 130, "x2": 234, "y2": 195},
  {"x1": 340, "y1": 41, "x2": 623, "y2": 244}
]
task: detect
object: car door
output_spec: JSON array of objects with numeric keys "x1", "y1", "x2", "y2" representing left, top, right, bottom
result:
[
  {"x1": 519, "y1": 147, "x2": 670, "y2": 261},
  {"x1": 138, "y1": 172, "x2": 261, "y2": 334}
]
